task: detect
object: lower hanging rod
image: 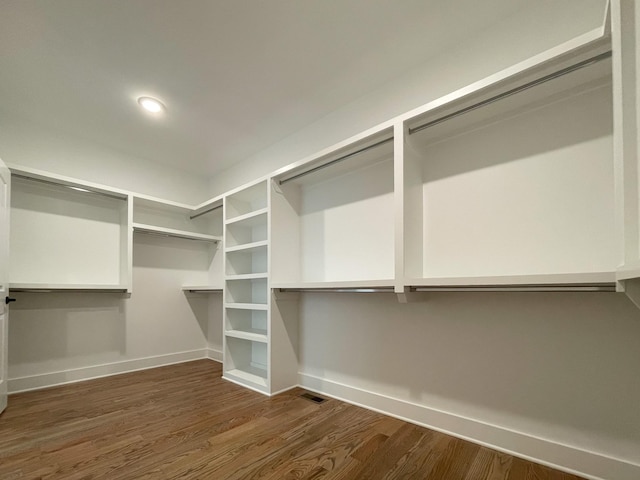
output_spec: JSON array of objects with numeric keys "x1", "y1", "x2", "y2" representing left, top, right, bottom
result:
[
  {"x1": 408, "y1": 50, "x2": 612, "y2": 135},
  {"x1": 278, "y1": 136, "x2": 394, "y2": 185},
  {"x1": 277, "y1": 287, "x2": 395, "y2": 293},
  {"x1": 410, "y1": 284, "x2": 615, "y2": 293}
]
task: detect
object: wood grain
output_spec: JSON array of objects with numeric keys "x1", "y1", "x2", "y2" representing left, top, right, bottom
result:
[{"x1": 0, "y1": 360, "x2": 586, "y2": 480}]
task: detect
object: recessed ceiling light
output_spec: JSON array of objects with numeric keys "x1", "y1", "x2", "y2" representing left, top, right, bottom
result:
[{"x1": 137, "y1": 96, "x2": 165, "y2": 114}]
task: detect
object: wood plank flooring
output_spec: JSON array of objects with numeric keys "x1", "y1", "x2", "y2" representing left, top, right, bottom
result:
[{"x1": 0, "y1": 360, "x2": 585, "y2": 480}]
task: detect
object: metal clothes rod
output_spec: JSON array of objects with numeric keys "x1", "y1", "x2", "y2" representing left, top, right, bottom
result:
[
  {"x1": 278, "y1": 136, "x2": 394, "y2": 185},
  {"x1": 12, "y1": 173, "x2": 126, "y2": 201},
  {"x1": 410, "y1": 284, "x2": 616, "y2": 293},
  {"x1": 190, "y1": 204, "x2": 223, "y2": 220},
  {"x1": 277, "y1": 287, "x2": 395, "y2": 293},
  {"x1": 133, "y1": 229, "x2": 219, "y2": 242},
  {"x1": 408, "y1": 50, "x2": 612, "y2": 135}
]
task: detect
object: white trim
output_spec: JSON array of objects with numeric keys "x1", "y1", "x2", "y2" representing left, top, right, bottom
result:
[
  {"x1": 206, "y1": 348, "x2": 223, "y2": 363},
  {"x1": 8, "y1": 349, "x2": 208, "y2": 394},
  {"x1": 298, "y1": 373, "x2": 640, "y2": 480}
]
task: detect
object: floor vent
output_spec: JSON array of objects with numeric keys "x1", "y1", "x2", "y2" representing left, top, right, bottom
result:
[{"x1": 300, "y1": 392, "x2": 327, "y2": 404}]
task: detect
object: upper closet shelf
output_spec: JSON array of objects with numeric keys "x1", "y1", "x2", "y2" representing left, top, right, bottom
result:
[
  {"x1": 9, "y1": 283, "x2": 128, "y2": 292},
  {"x1": 132, "y1": 223, "x2": 221, "y2": 242},
  {"x1": 406, "y1": 272, "x2": 616, "y2": 291},
  {"x1": 273, "y1": 280, "x2": 395, "y2": 292},
  {"x1": 182, "y1": 285, "x2": 223, "y2": 293}
]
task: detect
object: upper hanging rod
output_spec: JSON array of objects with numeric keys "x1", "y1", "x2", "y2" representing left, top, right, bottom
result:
[
  {"x1": 408, "y1": 50, "x2": 612, "y2": 135},
  {"x1": 278, "y1": 136, "x2": 393, "y2": 185},
  {"x1": 190, "y1": 203, "x2": 223, "y2": 220},
  {"x1": 12, "y1": 173, "x2": 126, "y2": 201}
]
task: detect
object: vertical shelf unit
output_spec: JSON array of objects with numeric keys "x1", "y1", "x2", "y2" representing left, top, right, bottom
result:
[
  {"x1": 223, "y1": 180, "x2": 271, "y2": 393},
  {"x1": 9, "y1": 168, "x2": 131, "y2": 292},
  {"x1": 400, "y1": 39, "x2": 617, "y2": 290},
  {"x1": 132, "y1": 195, "x2": 224, "y2": 291},
  {"x1": 271, "y1": 128, "x2": 395, "y2": 289}
]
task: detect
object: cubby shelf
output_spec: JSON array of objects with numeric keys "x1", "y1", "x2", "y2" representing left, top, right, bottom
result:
[
  {"x1": 225, "y1": 240, "x2": 268, "y2": 253},
  {"x1": 226, "y1": 273, "x2": 268, "y2": 281},
  {"x1": 224, "y1": 303, "x2": 269, "y2": 311},
  {"x1": 133, "y1": 223, "x2": 221, "y2": 242},
  {"x1": 225, "y1": 208, "x2": 268, "y2": 227},
  {"x1": 223, "y1": 368, "x2": 268, "y2": 389},
  {"x1": 225, "y1": 329, "x2": 268, "y2": 343}
]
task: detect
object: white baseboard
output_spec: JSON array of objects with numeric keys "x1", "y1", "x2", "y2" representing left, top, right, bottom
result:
[
  {"x1": 206, "y1": 348, "x2": 223, "y2": 363},
  {"x1": 299, "y1": 373, "x2": 640, "y2": 480},
  {"x1": 9, "y1": 349, "x2": 209, "y2": 394}
]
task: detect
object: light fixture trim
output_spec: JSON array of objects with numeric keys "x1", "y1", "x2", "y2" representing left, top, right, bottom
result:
[{"x1": 137, "y1": 96, "x2": 165, "y2": 114}]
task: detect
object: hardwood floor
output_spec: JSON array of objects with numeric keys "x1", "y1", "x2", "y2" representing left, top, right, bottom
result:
[{"x1": 0, "y1": 360, "x2": 585, "y2": 480}]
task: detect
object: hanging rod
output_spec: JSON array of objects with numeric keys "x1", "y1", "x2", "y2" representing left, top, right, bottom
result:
[
  {"x1": 277, "y1": 287, "x2": 395, "y2": 293},
  {"x1": 12, "y1": 173, "x2": 126, "y2": 201},
  {"x1": 410, "y1": 284, "x2": 616, "y2": 293},
  {"x1": 190, "y1": 203, "x2": 223, "y2": 220},
  {"x1": 408, "y1": 50, "x2": 612, "y2": 135},
  {"x1": 133, "y1": 228, "x2": 219, "y2": 242},
  {"x1": 278, "y1": 136, "x2": 394, "y2": 185}
]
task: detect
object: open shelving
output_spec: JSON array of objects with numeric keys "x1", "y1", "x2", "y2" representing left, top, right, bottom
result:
[
  {"x1": 271, "y1": 128, "x2": 395, "y2": 288},
  {"x1": 9, "y1": 172, "x2": 131, "y2": 292},
  {"x1": 133, "y1": 195, "x2": 224, "y2": 291},
  {"x1": 223, "y1": 180, "x2": 272, "y2": 394},
  {"x1": 400, "y1": 44, "x2": 616, "y2": 290}
]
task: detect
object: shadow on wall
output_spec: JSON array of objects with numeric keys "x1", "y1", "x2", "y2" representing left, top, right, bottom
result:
[
  {"x1": 8, "y1": 292, "x2": 127, "y2": 365},
  {"x1": 299, "y1": 291, "x2": 640, "y2": 461}
]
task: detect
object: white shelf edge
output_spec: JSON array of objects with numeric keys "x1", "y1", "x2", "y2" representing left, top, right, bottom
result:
[
  {"x1": 225, "y1": 207, "x2": 268, "y2": 226},
  {"x1": 182, "y1": 285, "x2": 223, "y2": 293},
  {"x1": 406, "y1": 272, "x2": 617, "y2": 287},
  {"x1": 225, "y1": 329, "x2": 268, "y2": 343},
  {"x1": 272, "y1": 279, "x2": 395, "y2": 289},
  {"x1": 9, "y1": 283, "x2": 129, "y2": 292},
  {"x1": 222, "y1": 368, "x2": 269, "y2": 395},
  {"x1": 132, "y1": 193, "x2": 195, "y2": 213},
  {"x1": 224, "y1": 303, "x2": 269, "y2": 311},
  {"x1": 225, "y1": 240, "x2": 269, "y2": 253},
  {"x1": 616, "y1": 268, "x2": 640, "y2": 281},
  {"x1": 226, "y1": 273, "x2": 269, "y2": 281},
  {"x1": 133, "y1": 223, "x2": 221, "y2": 242},
  {"x1": 223, "y1": 368, "x2": 268, "y2": 389}
]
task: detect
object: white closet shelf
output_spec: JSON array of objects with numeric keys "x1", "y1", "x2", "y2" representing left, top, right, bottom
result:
[
  {"x1": 226, "y1": 273, "x2": 269, "y2": 281},
  {"x1": 225, "y1": 240, "x2": 268, "y2": 253},
  {"x1": 225, "y1": 208, "x2": 268, "y2": 227},
  {"x1": 182, "y1": 285, "x2": 223, "y2": 293},
  {"x1": 616, "y1": 264, "x2": 640, "y2": 281},
  {"x1": 406, "y1": 272, "x2": 616, "y2": 289},
  {"x1": 224, "y1": 303, "x2": 269, "y2": 311},
  {"x1": 132, "y1": 223, "x2": 221, "y2": 242},
  {"x1": 272, "y1": 279, "x2": 395, "y2": 290},
  {"x1": 225, "y1": 329, "x2": 268, "y2": 343},
  {"x1": 9, "y1": 283, "x2": 128, "y2": 292},
  {"x1": 223, "y1": 368, "x2": 268, "y2": 391}
]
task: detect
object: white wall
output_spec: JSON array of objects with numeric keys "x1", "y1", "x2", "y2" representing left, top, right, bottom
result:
[
  {"x1": 0, "y1": 112, "x2": 209, "y2": 204},
  {"x1": 299, "y1": 292, "x2": 640, "y2": 473},
  {"x1": 208, "y1": 0, "x2": 608, "y2": 196},
  {"x1": 8, "y1": 234, "x2": 223, "y2": 392}
]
